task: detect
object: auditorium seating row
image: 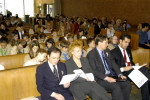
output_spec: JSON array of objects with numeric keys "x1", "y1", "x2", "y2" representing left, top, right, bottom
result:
[{"x1": 0, "y1": 48, "x2": 149, "y2": 100}]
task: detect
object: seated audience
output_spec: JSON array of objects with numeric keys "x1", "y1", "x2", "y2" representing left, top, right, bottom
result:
[
  {"x1": 87, "y1": 34, "x2": 131, "y2": 100},
  {"x1": 67, "y1": 34, "x2": 74, "y2": 44},
  {"x1": 15, "y1": 23, "x2": 25, "y2": 39},
  {"x1": 65, "y1": 40, "x2": 111, "y2": 100},
  {"x1": 29, "y1": 22, "x2": 39, "y2": 34},
  {"x1": 52, "y1": 29, "x2": 59, "y2": 42},
  {"x1": 23, "y1": 34, "x2": 31, "y2": 44},
  {"x1": 36, "y1": 47, "x2": 74, "y2": 100},
  {"x1": 107, "y1": 35, "x2": 118, "y2": 50},
  {"x1": 10, "y1": 40, "x2": 29, "y2": 55},
  {"x1": 75, "y1": 29, "x2": 86, "y2": 40},
  {"x1": 0, "y1": 37, "x2": 11, "y2": 56},
  {"x1": 23, "y1": 49, "x2": 47, "y2": 67},
  {"x1": 24, "y1": 40, "x2": 40, "y2": 63},
  {"x1": 10, "y1": 32, "x2": 19, "y2": 47},
  {"x1": 106, "y1": 22, "x2": 115, "y2": 38},
  {"x1": 44, "y1": 21, "x2": 52, "y2": 33},
  {"x1": 60, "y1": 41, "x2": 69, "y2": 60},
  {"x1": 38, "y1": 33, "x2": 47, "y2": 43},
  {"x1": 114, "y1": 19, "x2": 124, "y2": 31},
  {"x1": 44, "y1": 38, "x2": 55, "y2": 51},
  {"x1": 111, "y1": 34, "x2": 150, "y2": 100},
  {"x1": 86, "y1": 38, "x2": 95, "y2": 54},
  {"x1": 136, "y1": 23, "x2": 150, "y2": 49},
  {"x1": 58, "y1": 25, "x2": 66, "y2": 36}
]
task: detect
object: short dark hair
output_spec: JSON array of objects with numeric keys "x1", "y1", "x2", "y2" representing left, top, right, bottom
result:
[
  {"x1": 60, "y1": 40, "x2": 69, "y2": 48},
  {"x1": 17, "y1": 23, "x2": 23, "y2": 27},
  {"x1": 47, "y1": 47, "x2": 61, "y2": 56},
  {"x1": 45, "y1": 38, "x2": 55, "y2": 47},
  {"x1": 95, "y1": 34, "x2": 107, "y2": 45},
  {"x1": 0, "y1": 37, "x2": 8, "y2": 43},
  {"x1": 39, "y1": 33, "x2": 46, "y2": 39},
  {"x1": 120, "y1": 34, "x2": 131, "y2": 41},
  {"x1": 142, "y1": 23, "x2": 149, "y2": 28},
  {"x1": 51, "y1": 29, "x2": 57, "y2": 33},
  {"x1": 19, "y1": 40, "x2": 27, "y2": 48},
  {"x1": 87, "y1": 38, "x2": 94, "y2": 45},
  {"x1": 31, "y1": 35, "x2": 38, "y2": 40}
]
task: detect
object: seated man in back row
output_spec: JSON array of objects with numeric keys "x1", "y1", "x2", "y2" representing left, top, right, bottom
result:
[
  {"x1": 36, "y1": 47, "x2": 74, "y2": 100},
  {"x1": 111, "y1": 34, "x2": 150, "y2": 100},
  {"x1": 87, "y1": 34, "x2": 131, "y2": 100}
]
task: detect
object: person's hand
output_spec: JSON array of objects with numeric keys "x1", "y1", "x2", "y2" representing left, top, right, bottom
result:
[
  {"x1": 63, "y1": 82, "x2": 70, "y2": 88},
  {"x1": 86, "y1": 77, "x2": 90, "y2": 81},
  {"x1": 120, "y1": 75, "x2": 126, "y2": 79},
  {"x1": 145, "y1": 44, "x2": 150, "y2": 47},
  {"x1": 123, "y1": 66, "x2": 133, "y2": 71},
  {"x1": 54, "y1": 93, "x2": 65, "y2": 100},
  {"x1": 105, "y1": 76, "x2": 116, "y2": 83}
]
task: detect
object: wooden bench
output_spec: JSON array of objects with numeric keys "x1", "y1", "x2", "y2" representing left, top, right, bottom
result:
[
  {"x1": 132, "y1": 48, "x2": 150, "y2": 69},
  {"x1": 0, "y1": 53, "x2": 27, "y2": 70},
  {"x1": 0, "y1": 65, "x2": 40, "y2": 100}
]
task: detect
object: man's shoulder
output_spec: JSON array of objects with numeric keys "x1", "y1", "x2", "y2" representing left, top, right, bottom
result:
[
  {"x1": 37, "y1": 61, "x2": 48, "y2": 70},
  {"x1": 111, "y1": 46, "x2": 119, "y2": 53},
  {"x1": 87, "y1": 48, "x2": 97, "y2": 56}
]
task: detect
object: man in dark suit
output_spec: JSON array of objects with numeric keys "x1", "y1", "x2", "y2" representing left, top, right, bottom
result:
[
  {"x1": 87, "y1": 34, "x2": 131, "y2": 100},
  {"x1": 111, "y1": 34, "x2": 150, "y2": 100},
  {"x1": 14, "y1": 23, "x2": 25, "y2": 39},
  {"x1": 36, "y1": 47, "x2": 74, "y2": 100}
]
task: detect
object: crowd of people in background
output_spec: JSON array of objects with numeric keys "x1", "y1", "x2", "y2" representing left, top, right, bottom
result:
[{"x1": 0, "y1": 12, "x2": 150, "y2": 100}]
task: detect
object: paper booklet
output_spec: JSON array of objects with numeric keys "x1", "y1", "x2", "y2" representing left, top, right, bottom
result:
[
  {"x1": 59, "y1": 69, "x2": 95, "y2": 85},
  {"x1": 128, "y1": 69, "x2": 148, "y2": 88}
]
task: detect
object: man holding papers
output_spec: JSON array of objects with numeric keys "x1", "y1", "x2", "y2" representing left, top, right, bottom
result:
[
  {"x1": 111, "y1": 34, "x2": 150, "y2": 100},
  {"x1": 36, "y1": 47, "x2": 74, "y2": 100},
  {"x1": 87, "y1": 34, "x2": 131, "y2": 100},
  {"x1": 65, "y1": 40, "x2": 111, "y2": 100}
]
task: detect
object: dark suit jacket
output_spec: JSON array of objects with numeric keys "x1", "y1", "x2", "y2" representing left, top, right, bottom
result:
[
  {"x1": 87, "y1": 48, "x2": 122, "y2": 80},
  {"x1": 65, "y1": 57, "x2": 93, "y2": 85},
  {"x1": 36, "y1": 61, "x2": 70, "y2": 100},
  {"x1": 111, "y1": 46, "x2": 135, "y2": 76}
]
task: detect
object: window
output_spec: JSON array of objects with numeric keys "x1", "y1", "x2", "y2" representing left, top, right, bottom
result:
[{"x1": 0, "y1": 0, "x2": 34, "y2": 18}]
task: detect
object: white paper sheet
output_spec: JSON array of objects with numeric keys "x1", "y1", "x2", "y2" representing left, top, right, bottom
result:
[
  {"x1": 86, "y1": 73, "x2": 95, "y2": 81},
  {"x1": 74, "y1": 69, "x2": 95, "y2": 81},
  {"x1": 0, "y1": 64, "x2": 5, "y2": 70},
  {"x1": 132, "y1": 64, "x2": 147, "y2": 70},
  {"x1": 128, "y1": 69, "x2": 148, "y2": 88},
  {"x1": 59, "y1": 74, "x2": 80, "y2": 85},
  {"x1": 73, "y1": 69, "x2": 87, "y2": 79}
]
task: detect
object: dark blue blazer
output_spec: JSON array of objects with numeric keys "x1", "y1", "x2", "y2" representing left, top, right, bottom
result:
[{"x1": 36, "y1": 61, "x2": 70, "y2": 100}]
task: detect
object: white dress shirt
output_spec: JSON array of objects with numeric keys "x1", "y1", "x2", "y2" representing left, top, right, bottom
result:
[
  {"x1": 118, "y1": 46, "x2": 131, "y2": 72},
  {"x1": 47, "y1": 61, "x2": 59, "y2": 97}
]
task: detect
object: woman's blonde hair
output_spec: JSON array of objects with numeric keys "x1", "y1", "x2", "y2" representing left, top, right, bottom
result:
[{"x1": 68, "y1": 40, "x2": 83, "y2": 57}]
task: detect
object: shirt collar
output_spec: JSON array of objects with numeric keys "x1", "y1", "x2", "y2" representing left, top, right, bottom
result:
[
  {"x1": 118, "y1": 45, "x2": 125, "y2": 52},
  {"x1": 48, "y1": 60, "x2": 58, "y2": 71},
  {"x1": 96, "y1": 46, "x2": 103, "y2": 53}
]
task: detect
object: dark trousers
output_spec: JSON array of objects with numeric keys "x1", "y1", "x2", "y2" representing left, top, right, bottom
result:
[
  {"x1": 70, "y1": 81, "x2": 111, "y2": 100},
  {"x1": 97, "y1": 79, "x2": 131, "y2": 100},
  {"x1": 139, "y1": 43, "x2": 150, "y2": 49},
  {"x1": 139, "y1": 67, "x2": 150, "y2": 100},
  {"x1": 124, "y1": 66, "x2": 150, "y2": 100}
]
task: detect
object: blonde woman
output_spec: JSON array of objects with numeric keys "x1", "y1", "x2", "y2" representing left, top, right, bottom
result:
[{"x1": 65, "y1": 40, "x2": 111, "y2": 100}]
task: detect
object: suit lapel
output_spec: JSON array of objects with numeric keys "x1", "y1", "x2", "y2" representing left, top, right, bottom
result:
[
  {"x1": 45, "y1": 62, "x2": 59, "y2": 81},
  {"x1": 57, "y1": 63, "x2": 63, "y2": 80},
  {"x1": 116, "y1": 46, "x2": 126, "y2": 66},
  {"x1": 94, "y1": 48, "x2": 105, "y2": 73}
]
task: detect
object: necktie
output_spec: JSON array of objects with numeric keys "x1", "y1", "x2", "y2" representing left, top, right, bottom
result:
[
  {"x1": 123, "y1": 50, "x2": 131, "y2": 66},
  {"x1": 53, "y1": 65, "x2": 59, "y2": 80},
  {"x1": 101, "y1": 51, "x2": 114, "y2": 76}
]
